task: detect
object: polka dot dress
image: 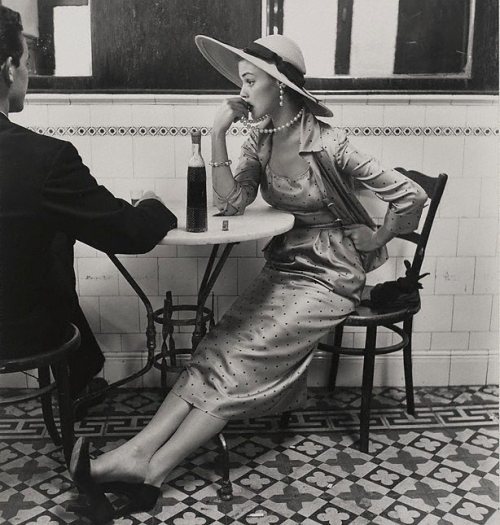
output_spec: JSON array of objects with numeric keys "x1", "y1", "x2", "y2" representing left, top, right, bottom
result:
[{"x1": 171, "y1": 164, "x2": 365, "y2": 420}]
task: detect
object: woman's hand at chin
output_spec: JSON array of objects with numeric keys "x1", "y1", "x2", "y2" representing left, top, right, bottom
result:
[{"x1": 212, "y1": 98, "x2": 249, "y2": 136}]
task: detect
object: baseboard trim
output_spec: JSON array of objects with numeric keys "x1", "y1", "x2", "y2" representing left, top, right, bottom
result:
[{"x1": 0, "y1": 349, "x2": 491, "y2": 389}]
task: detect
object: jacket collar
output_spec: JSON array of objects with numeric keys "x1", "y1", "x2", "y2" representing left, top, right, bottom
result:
[{"x1": 299, "y1": 108, "x2": 323, "y2": 153}]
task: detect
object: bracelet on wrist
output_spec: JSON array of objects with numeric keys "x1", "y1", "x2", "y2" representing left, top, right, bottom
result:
[{"x1": 209, "y1": 159, "x2": 232, "y2": 168}]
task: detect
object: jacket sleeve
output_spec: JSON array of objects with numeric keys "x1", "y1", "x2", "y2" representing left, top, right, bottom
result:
[
  {"x1": 41, "y1": 141, "x2": 177, "y2": 254},
  {"x1": 213, "y1": 130, "x2": 261, "y2": 215},
  {"x1": 331, "y1": 129, "x2": 427, "y2": 234}
]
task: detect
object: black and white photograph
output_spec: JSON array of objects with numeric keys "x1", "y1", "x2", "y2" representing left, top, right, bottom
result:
[{"x1": 0, "y1": 1, "x2": 498, "y2": 524}]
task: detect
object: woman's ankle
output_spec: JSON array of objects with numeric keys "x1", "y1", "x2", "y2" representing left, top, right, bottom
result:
[
  {"x1": 91, "y1": 444, "x2": 150, "y2": 483},
  {"x1": 143, "y1": 457, "x2": 171, "y2": 488}
]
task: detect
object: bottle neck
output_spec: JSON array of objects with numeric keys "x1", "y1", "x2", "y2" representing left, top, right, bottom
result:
[
  {"x1": 191, "y1": 143, "x2": 201, "y2": 156},
  {"x1": 189, "y1": 142, "x2": 205, "y2": 167}
]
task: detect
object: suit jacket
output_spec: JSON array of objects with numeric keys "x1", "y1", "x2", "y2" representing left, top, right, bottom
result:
[{"x1": 0, "y1": 113, "x2": 177, "y2": 361}]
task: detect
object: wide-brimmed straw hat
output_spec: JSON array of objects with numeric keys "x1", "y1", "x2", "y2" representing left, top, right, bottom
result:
[{"x1": 195, "y1": 34, "x2": 333, "y2": 118}]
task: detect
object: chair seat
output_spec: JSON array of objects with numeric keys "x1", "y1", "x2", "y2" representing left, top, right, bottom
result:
[
  {"x1": 344, "y1": 286, "x2": 421, "y2": 326},
  {"x1": 0, "y1": 324, "x2": 81, "y2": 466},
  {"x1": 0, "y1": 328, "x2": 80, "y2": 373}
]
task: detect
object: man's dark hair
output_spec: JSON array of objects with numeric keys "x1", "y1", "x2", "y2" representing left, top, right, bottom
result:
[{"x1": 0, "y1": 6, "x2": 23, "y2": 67}]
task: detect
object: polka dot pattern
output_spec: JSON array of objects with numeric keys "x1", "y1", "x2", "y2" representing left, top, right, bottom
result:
[
  {"x1": 172, "y1": 265, "x2": 356, "y2": 420},
  {"x1": 173, "y1": 161, "x2": 366, "y2": 421}
]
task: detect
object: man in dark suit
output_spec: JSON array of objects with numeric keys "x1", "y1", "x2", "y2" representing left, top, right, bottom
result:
[{"x1": 0, "y1": 6, "x2": 177, "y2": 399}]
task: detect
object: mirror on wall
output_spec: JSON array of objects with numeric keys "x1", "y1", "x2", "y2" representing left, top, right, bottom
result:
[{"x1": 2, "y1": 0, "x2": 92, "y2": 77}]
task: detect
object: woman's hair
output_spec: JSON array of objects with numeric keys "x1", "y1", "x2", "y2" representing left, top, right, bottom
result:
[
  {"x1": 237, "y1": 58, "x2": 306, "y2": 107},
  {"x1": 0, "y1": 6, "x2": 23, "y2": 67}
]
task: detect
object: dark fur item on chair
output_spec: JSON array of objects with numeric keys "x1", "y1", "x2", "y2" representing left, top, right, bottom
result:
[{"x1": 369, "y1": 260, "x2": 429, "y2": 311}]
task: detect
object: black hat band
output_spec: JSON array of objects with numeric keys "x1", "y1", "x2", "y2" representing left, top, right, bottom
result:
[{"x1": 243, "y1": 42, "x2": 306, "y2": 88}]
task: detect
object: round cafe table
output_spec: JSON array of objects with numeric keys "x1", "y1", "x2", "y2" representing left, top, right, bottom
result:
[{"x1": 161, "y1": 200, "x2": 295, "y2": 245}]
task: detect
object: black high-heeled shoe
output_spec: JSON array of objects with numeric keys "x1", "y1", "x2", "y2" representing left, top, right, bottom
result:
[
  {"x1": 69, "y1": 437, "x2": 115, "y2": 525},
  {"x1": 100, "y1": 481, "x2": 161, "y2": 514}
]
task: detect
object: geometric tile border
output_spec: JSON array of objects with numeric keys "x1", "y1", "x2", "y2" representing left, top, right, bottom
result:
[
  {"x1": 0, "y1": 403, "x2": 497, "y2": 441},
  {"x1": 27, "y1": 125, "x2": 500, "y2": 138}
]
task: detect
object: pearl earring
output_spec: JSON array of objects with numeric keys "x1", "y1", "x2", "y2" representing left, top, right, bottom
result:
[{"x1": 279, "y1": 82, "x2": 285, "y2": 107}]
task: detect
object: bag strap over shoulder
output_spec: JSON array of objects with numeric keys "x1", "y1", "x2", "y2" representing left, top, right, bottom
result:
[{"x1": 314, "y1": 145, "x2": 376, "y2": 229}]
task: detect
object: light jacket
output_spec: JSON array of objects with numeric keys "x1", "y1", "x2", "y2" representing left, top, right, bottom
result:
[{"x1": 214, "y1": 110, "x2": 427, "y2": 272}]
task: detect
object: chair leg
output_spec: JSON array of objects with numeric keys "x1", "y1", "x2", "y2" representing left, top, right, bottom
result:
[
  {"x1": 328, "y1": 325, "x2": 344, "y2": 391},
  {"x1": 216, "y1": 433, "x2": 233, "y2": 501},
  {"x1": 359, "y1": 326, "x2": 376, "y2": 454},
  {"x1": 54, "y1": 358, "x2": 75, "y2": 467},
  {"x1": 38, "y1": 366, "x2": 62, "y2": 446},
  {"x1": 403, "y1": 317, "x2": 415, "y2": 416}
]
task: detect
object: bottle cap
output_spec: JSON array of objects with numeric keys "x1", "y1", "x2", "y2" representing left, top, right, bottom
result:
[{"x1": 190, "y1": 129, "x2": 201, "y2": 144}]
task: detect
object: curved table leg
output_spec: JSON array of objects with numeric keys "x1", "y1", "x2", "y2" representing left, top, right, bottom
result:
[
  {"x1": 74, "y1": 254, "x2": 158, "y2": 409},
  {"x1": 192, "y1": 243, "x2": 237, "y2": 349}
]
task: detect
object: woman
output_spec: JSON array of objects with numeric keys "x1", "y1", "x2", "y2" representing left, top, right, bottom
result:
[{"x1": 70, "y1": 34, "x2": 427, "y2": 523}]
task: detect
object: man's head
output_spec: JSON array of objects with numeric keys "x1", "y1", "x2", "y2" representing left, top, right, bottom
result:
[{"x1": 0, "y1": 6, "x2": 28, "y2": 113}]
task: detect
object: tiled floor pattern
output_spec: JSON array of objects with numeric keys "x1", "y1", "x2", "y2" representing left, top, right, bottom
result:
[{"x1": 0, "y1": 385, "x2": 498, "y2": 524}]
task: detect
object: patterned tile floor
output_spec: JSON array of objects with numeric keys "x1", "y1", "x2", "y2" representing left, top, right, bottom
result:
[{"x1": 0, "y1": 385, "x2": 498, "y2": 524}]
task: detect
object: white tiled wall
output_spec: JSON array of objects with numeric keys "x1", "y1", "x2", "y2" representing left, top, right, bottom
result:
[{"x1": 6, "y1": 93, "x2": 499, "y2": 388}]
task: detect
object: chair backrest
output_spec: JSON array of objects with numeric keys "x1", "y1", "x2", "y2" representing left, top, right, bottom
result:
[{"x1": 394, "y1": 168, "x2": 448, "y2": 277}]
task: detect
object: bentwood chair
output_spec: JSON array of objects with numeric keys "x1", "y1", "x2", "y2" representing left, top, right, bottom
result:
[
  {"x1": 317, "y1": 169, "x2": 448, "y2": 453},
  {"x1": 0, "y1": 323, "x2": 81, "y2": 466}
]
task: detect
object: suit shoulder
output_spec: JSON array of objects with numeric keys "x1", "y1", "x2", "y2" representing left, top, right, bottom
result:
[
  {"x1": 1, "y1": 120, "x2": 79, "y2": 179},
  {"x1": 6, "y1": 119, "x2": 72, "y2": 154}
]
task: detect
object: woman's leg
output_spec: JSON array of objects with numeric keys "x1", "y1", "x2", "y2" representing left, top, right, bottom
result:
[
  {"x1": 91, "y1": 391, "x2": 192, "y2": 483},
  {"x1": 144, "y1": 407, "x2": 227, "y2": 487}
]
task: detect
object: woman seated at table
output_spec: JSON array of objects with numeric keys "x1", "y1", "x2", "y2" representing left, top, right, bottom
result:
[{"x1": 70, "y1": 34, "x2": 427, "y2": 522}]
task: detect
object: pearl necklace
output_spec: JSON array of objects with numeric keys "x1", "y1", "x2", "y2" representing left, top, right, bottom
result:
[
  {"x1": 240, "y1": 107, "x2": 304, "y2": 134},
  {"x1": 239, "y1": 113, "x2": 268, "y2": 125}
]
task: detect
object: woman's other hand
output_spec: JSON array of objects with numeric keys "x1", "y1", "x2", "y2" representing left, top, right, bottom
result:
[
  {"x1": 343, "y1": 224, "x2": 383, "y2": 252},
  {"x1": 213, "y1": 98, "x2": 249, "y2": 136}
]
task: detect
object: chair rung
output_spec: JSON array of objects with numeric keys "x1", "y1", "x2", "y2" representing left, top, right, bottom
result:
[
  {"x1": 318, "y1": 323, "x2": 409, "y2": 356},
  {"x1": 318, "y1": 340, "x2": 406, "y2": 356}
]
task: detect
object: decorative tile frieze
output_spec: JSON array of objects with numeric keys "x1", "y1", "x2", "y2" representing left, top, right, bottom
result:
[{"x1": 26, "y1": 125, "x2": 499, "y2": 137}]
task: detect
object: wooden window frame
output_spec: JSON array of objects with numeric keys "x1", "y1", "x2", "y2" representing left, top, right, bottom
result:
[
  {"x1": 268, "y1": 0, "x2": 498, "y2": 94},
  {"x1": 27, "y1": 0, "x2": 498, "y2": 94}
]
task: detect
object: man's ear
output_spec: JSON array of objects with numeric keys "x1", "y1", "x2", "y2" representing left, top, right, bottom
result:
[{"x1": 1, "y1": 58, "x2": 14, "y2": 87}]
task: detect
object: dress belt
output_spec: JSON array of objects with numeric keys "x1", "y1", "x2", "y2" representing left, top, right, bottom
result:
[{"x1": 293, "y1": 218, "x2": 346, "y2": 229}]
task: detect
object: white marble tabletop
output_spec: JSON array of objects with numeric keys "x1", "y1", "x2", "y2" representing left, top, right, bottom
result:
[{"x1": 160, "y1": 201, "x2": 295, "y2": 245}]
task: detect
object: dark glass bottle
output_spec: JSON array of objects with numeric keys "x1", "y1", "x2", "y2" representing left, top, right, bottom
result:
[{"x1": 186, "y1": 130, "x2": 207, "y2": 232}]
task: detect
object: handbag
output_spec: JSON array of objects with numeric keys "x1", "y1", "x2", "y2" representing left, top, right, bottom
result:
[{"x1": 368, "y1": 260, "x2": 429, "y2": 311}]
